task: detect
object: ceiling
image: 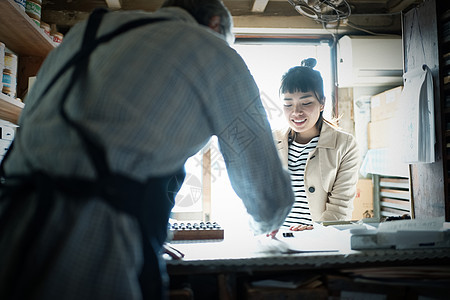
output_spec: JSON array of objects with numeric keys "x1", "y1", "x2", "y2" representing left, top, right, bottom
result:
[{"x1": 41, "y1": 0, "x2": 422, "y2": 36}]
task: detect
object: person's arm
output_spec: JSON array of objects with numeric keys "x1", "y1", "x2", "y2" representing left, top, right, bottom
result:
[
  {"x1": 210, "y1": 61, "x2": 294, "y2": 235},
  {"x1": 216, "y1": 99, "x2": 295, "y2": 234},
  {"x1": 321, "y1": 134, "x2": 360, "y2": 220}
]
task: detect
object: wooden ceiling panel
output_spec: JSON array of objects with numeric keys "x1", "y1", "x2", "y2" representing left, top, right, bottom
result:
[
  {"x1": 120, "y1": 0, "x2": 164, "y2": 11},
  {"x1": 43, "y1": 0, "x2": 107, "y2": 12},
  {"x1": 40, "y1": 0, "x2": 421, "y2": 35}
]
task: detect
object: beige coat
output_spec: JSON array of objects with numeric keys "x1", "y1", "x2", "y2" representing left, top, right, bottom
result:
[{"x1": 273, "y1": 121, "x2": 360, "y2": 222}]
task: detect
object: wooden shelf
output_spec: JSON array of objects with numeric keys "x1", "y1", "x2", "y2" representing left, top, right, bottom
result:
[
  {"x1": 0, "y1": 0, "x2": 58, "y2": 124},
  {"x1": 0, "y1": 0, "x2": 55, "y2": 57},
  {"x1": 0, "y1": 93, "x2": 24, "y2": 125}
]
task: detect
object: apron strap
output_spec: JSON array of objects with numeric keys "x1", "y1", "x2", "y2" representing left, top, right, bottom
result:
[
  {"x1": 1, "y1": 10, "x2": 171, "y2": 180},
  {"x1": 58, "y1": 10, "x2": 172, "y2": 178},
  {"x1": 0, "y1": 9, "x2": 179, "y2": 300},
  {"x1": 58, "y1": 7, "x2": 112, "y2": 177}
]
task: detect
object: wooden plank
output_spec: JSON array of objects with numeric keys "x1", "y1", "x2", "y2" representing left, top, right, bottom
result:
[
  {"x1": 105, "y1": 0, "x2": 122, "y2": 9},
  {"x1": 380, "y1": 188, "x2": 410, "y2": 200},
  {"x1": 0, "y1": 0, "x2": 54, "y2": 57},
  {"x1": 380, "y1": 210, "x2": 400, "y2": 217},
  {"x1": 381, "y1": 197, "x2": 410, "y2": 205},
  {"x1": 380, "y1": 203, "x2": 409, "y2": 211},
  {"x1": 381, "y1": 206, "x2": 410, "y2": 216},
  {"x1": 373, "y1": 174, "x2": 381, "y2": 220},
  {"x1": 252, "y1": 0, "x2": 269, "y2": 13},
  {"x1": 380, "y1": 198, "x2": 411, "y2": 211},
  {"x1": 407, "y1": 166, "x2": 415, "y2": 219},
  {"x1": 202, "y1": 148, "x2": 211, "y2": 222},
  {"x1": 0, "y1": 93, "x2": 24, "y2": 125},
  {"x1": 379, "y1": 177, "x2": 410, "y2": 189}
]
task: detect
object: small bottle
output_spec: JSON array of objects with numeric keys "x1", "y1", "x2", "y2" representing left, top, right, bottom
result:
[
  {"x1": 0, "y1": 41, "x2": 5, "y2": 71},
  {"x1": 52, "y1": 32, "x2": 64, "y2": 45},
  {"x1": 25, "y1": 0, "x2": 42, "y2": 21},
  {"x1": 2, "y1": 86, "x2": 13, "y2": 97},
  {"x1": 4, "y1": 53, "x2": 18, "y2": 75},
  {"x1": 31, "y1": 17, "x2": 40, "y2": 28},
  {"x1": 2, "y1": 69, "x2": 16, "y2": 98},
  {"x1": 13, "y1": 0, "x2": 26, "y2": 11},
  {"x1": 40, "y1": 22, "x2": 51, "y2": 37}
]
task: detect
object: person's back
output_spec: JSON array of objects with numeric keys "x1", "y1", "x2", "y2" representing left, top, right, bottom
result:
[
  {"x1": 0, "y1": 2, "x2": 295, "y2": 299},
  {"x1": 6, "y1": 7, "x2": 242, "y2": 180}
]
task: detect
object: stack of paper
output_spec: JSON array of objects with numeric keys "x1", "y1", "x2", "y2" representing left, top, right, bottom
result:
[{"x1": 399, "y1": 65, "x2": 435, "y2": 163}]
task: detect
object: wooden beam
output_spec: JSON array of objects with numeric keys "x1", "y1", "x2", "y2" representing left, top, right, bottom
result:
[
  {"x1": 42, "y1": 10, "x2": 90, "y2": 27},
  {"x1": 251, "y1": 0, "x2": 269, "y2": 13},
  {"x1": 105, "y1": 0, "x2": 122, "y2": 9},
  {"x1": 202, "y1": 148, "x2": 211, "y2": 222},
  {"x1": 232, "y1": 13, "x2": 401, "y2": 35}
]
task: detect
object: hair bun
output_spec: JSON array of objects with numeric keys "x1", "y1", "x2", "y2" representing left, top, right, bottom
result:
[{"x1": 301, "y1": 58, "x2": 317, "y2": 69}]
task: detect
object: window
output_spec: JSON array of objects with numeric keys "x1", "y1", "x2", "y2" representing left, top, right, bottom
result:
[{"x1": 171, "y1": 39, "x2": 333, "y2": 233}]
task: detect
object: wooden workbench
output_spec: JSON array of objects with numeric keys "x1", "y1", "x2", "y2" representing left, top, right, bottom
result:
[{"x1": 165, "y1": 224, "x2": 450, "y2": 299}]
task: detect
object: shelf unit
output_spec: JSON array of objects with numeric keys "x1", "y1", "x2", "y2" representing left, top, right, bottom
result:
[
  {"x1": 0, "y1": 0, "x2": 55, "y2": 124},
  {"x1": 0, "y1": 93, "x2": 24, "y2": 125},
  {"x1": 373, "y1": 175, "x2": 412, "y2": 219}
]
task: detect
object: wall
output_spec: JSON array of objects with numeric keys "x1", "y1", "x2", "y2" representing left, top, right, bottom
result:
[{"x1": 403, "y1": 0, "x2": 446, "y2": 218}]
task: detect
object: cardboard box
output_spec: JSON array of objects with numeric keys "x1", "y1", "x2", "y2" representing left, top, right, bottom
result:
[
  {"x1": 370, "y1": 86, "x2": 403, "y2": 122},
  {"x1": 352, "y1": 179, "x2": 373, "y2": 220},
  {"x1": 367, "y1": 118, "x2": 403, "y2": 149}
]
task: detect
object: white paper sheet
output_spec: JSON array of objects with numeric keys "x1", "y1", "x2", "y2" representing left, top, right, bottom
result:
[
  {"x1": 277, "y1": 223, "x2": 352, "y2": 253},
  {"x1": 399, "y1": 65, "x2": 435, "y2": 163}
]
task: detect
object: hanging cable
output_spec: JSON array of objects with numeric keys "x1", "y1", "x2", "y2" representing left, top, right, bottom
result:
[{"x1": 287, "y1": 0, "x2": 351, "y2": 23}]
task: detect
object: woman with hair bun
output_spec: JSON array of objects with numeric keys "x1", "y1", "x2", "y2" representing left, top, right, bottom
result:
[{"x1": 273, "y1": 58, "x2": 360, "y2": 231}]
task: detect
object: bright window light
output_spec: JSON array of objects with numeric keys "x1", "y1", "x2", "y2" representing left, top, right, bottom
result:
[{"x1": 172, "y1": 40, "x2": 333, "y2": 235}]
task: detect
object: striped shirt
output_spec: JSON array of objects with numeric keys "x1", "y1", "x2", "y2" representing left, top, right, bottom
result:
[{"x1": 282, "y1": 136, "x2": 319, "y2": 228}]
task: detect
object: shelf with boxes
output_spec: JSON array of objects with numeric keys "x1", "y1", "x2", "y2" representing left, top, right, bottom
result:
[
  {"x1": 0, "y1": 120, "x2": 16, "y2": 162},
  {"x1": 367, "y1": 86, "x2": 403, "y2": 150},
  {"x1": 357, "y1": 86, "x2": 412, "y2": 220},
  {"x1": 0, "y1": 92, "x2": 24, "y2": 125},
  {"x1": 0, "y1": 0, "x2": 57, "y2": 125},
  {"x1": 0, "y1": 0, "x2": 54, "y2": 57}
]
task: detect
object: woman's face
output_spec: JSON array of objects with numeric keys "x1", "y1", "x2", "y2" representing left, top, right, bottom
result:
[{"x1": 282, "y1": 90, "x2": 324, "y2": 140}]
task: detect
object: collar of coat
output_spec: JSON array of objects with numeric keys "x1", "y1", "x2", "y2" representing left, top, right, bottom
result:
[{"x1": 275, "y1": 121, "x2": 338, "y2": 150}]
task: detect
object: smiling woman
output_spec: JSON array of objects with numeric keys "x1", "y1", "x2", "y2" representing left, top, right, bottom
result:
[
  {"x1": 171, "y1": 40, "x2": 336, "y2": 235},
  {"x1": 282, "y1": 89, "x2": 324, "y2": 144},
  {"x1": 273, "y1": 58, "x2": 360, "y2": 230}
]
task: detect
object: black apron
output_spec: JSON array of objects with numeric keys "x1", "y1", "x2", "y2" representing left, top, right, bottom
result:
[{"x1": 0, "y1": 9, "x2": 184, "y2": 300}]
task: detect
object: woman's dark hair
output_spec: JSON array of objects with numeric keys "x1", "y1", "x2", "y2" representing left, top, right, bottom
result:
[
  {"x1": 279, "y1": 58, "x2": 325, "y2": 105},
  {"x1": 280, "y1": 58, "x2": 334, "y2": 142},
  {"x1": 161, "y1": 0, "x2": 233, "y2": 41}
]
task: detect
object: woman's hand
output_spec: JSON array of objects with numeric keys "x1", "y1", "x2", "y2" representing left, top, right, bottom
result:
[
  {"x1": 289, "y1": 224, "x2": 314, "y2": 231},
  {"x1": 266, "y1": 229, "x2": 279, "y2": 238}
]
